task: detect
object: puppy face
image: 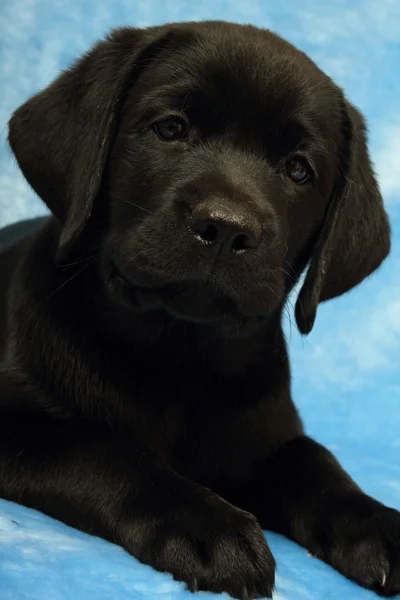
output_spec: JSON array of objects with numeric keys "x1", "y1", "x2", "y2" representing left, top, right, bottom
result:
[
  {"x1": 8, "y1": 22, "x2": 390, "y2": 337},
  {"x1": 103, "y1": 26, "x2": 342, "y2": 334}
]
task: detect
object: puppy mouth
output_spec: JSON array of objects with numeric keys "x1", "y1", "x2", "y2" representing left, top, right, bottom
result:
[
  {"x1": 111, "y1": 263, "x2": 237, "y2": 319},
  {"x1": 108, "y1": 260, "x2": 268, "y2": 332}
]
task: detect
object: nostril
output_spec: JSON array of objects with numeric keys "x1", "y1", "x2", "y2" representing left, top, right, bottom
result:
[
  {"x1": 191, "y1": 217, "x2": 259, "y2": 251},
  {"x1": 231, "y1": 232, "x2": 257, "y2": 252},
  {"x1": 191, "y1": 220, "x2": 220, "y2": 243}
]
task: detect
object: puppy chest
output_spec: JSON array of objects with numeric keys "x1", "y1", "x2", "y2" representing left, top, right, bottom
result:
[{"x1": 168, "y1": 401, "x2": 282, "y2": 487}]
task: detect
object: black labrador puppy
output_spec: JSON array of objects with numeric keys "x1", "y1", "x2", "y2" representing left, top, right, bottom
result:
[{"x1": 0, "y1": 21, "x2": 398, "y2": 600}]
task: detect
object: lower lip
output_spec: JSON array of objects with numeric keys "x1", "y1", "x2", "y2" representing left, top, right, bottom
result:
[
  {"x1": 114, "y1": 262, "x2": 166, "y2": 290},
  {"x1": 111, "y1": 262, "x2": 273, "y2": 324}
]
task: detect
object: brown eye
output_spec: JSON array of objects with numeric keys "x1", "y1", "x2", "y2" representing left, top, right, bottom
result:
[
  {"x1": 154, "y1": 116, "x2": 188, "y2": 141},
  {"x1": 286, "y1": 157, "x2": 312, "y2": 184}
]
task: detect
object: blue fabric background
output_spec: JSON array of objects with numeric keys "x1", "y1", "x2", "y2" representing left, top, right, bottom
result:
[{"x1": 0, "y1": 1, "x2": 399, "y2": 599}]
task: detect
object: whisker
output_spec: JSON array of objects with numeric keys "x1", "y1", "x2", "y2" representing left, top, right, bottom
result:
[
  {"x1": 272, "y1": 266, "x2": 295, "y2": 282},
  {"x1": 283, "y1": 258, "x2": 296, "y2": 276},
  {"x1": 282, "y1": 243, "x2": 290, "y2": 260},
  {"x1": 121, "y1": 200, "x2": 153, "y2": 215},
  {"x1": 283, "y1": 303, "x2": 294, "y2": 345},
  {"x1": 57, "y1": 253, "x2": 96, "y2": 269},
  {"x1": 47, "y1": 263, "x2": 90, "y2": 299},
  {"x1": 267, "y1": 240, "x2": 283, "y2": 250},
  {"x1": 122, "y1": 250, "x2": 146, "y2": 269}
]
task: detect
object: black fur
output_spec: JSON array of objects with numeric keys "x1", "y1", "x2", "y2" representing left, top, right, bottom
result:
[{"x1": 1, "y1": 21, "x2": 397, "y2": 599}]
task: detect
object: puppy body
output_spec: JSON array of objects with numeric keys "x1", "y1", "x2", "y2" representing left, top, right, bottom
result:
[{"x1": 0, "y1": 21, "x2": 398, "y2": 599}]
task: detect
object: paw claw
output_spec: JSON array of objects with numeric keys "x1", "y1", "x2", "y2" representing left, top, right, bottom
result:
[
  {"x1": 381, "y1": 570, "x2": 387, "y2": 587},
  {"x1": 188, "y1": 576, "x2": 198, "y2": 592},
  {"x1": 241, "y1": 586, "x2": 249, "y2": 600}
]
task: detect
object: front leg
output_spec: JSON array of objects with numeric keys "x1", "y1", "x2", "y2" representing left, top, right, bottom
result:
[
  {"x1": 242, "y1": 436, "x2": 400, "y2": 596},
  {"x1": 0, "y1": 406, "x2": 275, "y2": 599}
]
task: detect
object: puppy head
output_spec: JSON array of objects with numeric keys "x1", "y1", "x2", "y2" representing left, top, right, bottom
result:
[{"x1": 8, "y1": 21, "x2": 390, "y2": 337}]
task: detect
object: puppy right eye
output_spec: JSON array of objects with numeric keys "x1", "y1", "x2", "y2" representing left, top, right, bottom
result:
[{"x1": 153, "y1": 116, "x2": 188, "y2": 141}]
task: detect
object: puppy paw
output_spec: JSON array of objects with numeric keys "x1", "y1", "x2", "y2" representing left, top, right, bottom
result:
[
  {"x1": 123, "y1": 489, "x2": 275, "y2": 599},
  {"x1": 315, "y1": 498, "x2": 400, "y2": 596}
]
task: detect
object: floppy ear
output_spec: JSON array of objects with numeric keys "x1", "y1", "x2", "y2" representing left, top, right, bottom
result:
[
  {"x1": 295, "y1": 101, "x2": 391, "y2": 334},
  {"x1": 8, "y1": 26, "x2": 171, "y2": 261}
]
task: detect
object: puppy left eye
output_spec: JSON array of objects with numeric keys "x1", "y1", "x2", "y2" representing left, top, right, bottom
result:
[
  {"x1": 286, "y1": 157, "x2": 312, "y2": 184},
  {"x1": 153, "y1": 116, "x2": 188, "y2": 141}
]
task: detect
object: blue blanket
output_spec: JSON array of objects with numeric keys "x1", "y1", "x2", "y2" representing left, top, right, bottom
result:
[
  {"x1": 1, "y1": 435, "x2": 399, "y2": 600},
  {"x1": 1, "y1": 0, "x2": 399, "y2": 598}
]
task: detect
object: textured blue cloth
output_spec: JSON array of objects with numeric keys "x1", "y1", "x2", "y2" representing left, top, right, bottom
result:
[
  {"x1": 0, "y1": 0, "x2": 399, "y2": 599},
  {"x1": 1, "y1": 437, "x2": 399, "y2": 600}
]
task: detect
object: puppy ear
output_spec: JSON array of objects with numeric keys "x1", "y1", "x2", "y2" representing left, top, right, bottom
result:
[
  {"x1": 8, "y1": 26, "x2": 169, "y2": 261},
  {"x1": 295, "y1": 102, "x2": 391, "y2": 334}
]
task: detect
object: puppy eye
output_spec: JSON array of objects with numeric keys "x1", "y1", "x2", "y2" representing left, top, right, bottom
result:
[
  {"x1": 286, "y1": 157, "x2": 312, "y2": 184},
  {"x1": 153, "y1": 116, "x2": 188, "y2": 141}
]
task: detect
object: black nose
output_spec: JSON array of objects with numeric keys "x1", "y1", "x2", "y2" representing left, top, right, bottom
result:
[{"x1": 190, "y1": 204, "x2": 261, "y2": 253}]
